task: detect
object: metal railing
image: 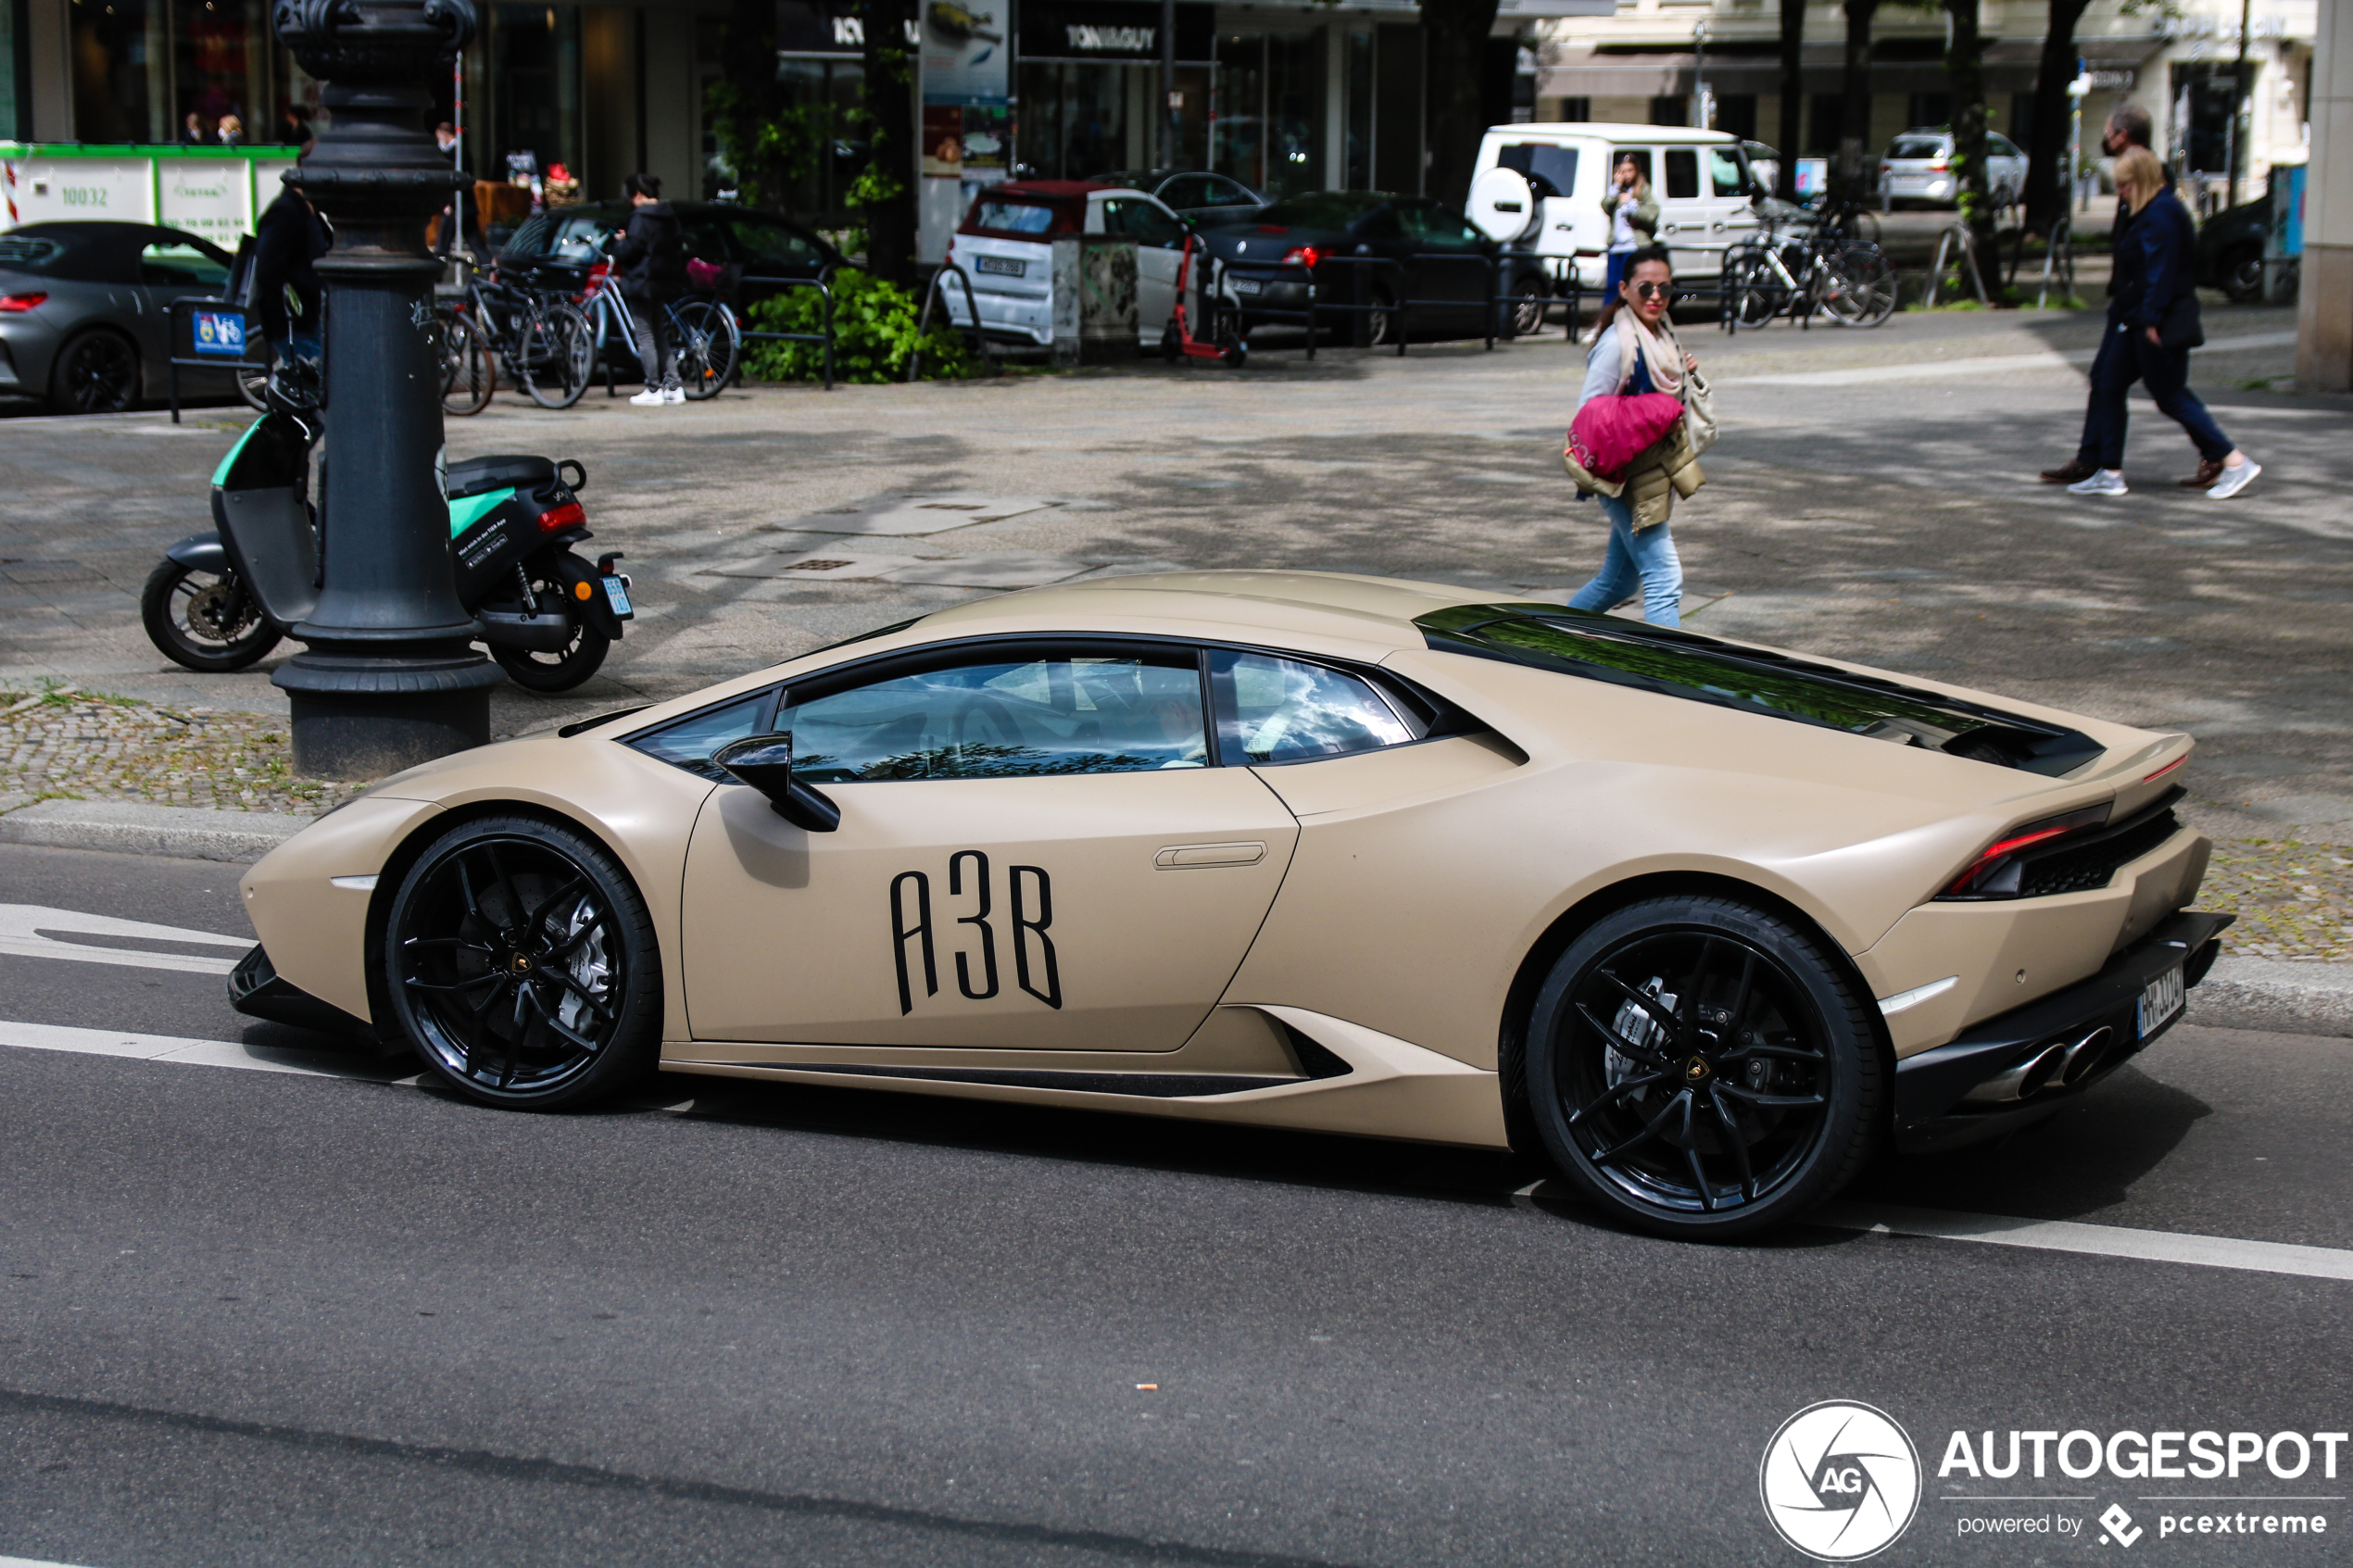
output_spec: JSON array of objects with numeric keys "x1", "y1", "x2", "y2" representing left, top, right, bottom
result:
[
  {"x1": 736, "y1": 273, "x2": 837, "y2": 390},
  {"x1": 164, "y1": 295, "x2": 269, "y2": 423},
  {"x1": 1924, "y1": 224, "x2": 1992, "y2": 308},
  {"x1": 906, "y1": 262, "x2": 988, "y2": 382},
  {"x1": 1224, "y1": 251, "x2": 1518, "y2": 358}
]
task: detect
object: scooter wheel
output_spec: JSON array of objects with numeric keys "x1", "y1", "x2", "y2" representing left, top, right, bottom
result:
[
  {"x1": 1160, "y1": 320, "x2": 1182, "y2": 363},
  {"x1": 141, "y1": 558, "x2": 282, "y2": 672},
  {"x1": 493, "y1": 624, "x2": 610, "y2": 693}
]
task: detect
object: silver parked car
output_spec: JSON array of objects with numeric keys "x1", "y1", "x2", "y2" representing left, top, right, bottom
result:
[
  {"x1": 1085, "y1": 169, "x2": 1267, "y2": 229},
  {"x1": 1879, "y1": 128, "x2": 2030, "y2": 210},
  {"x1": 0, "y1": 221, "x2": 245, "y2": 415}
]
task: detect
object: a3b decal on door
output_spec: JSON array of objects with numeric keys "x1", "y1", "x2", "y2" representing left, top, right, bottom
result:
[{"x1": 889, "y1": 852, "x2": 1062, "y2": 1015}]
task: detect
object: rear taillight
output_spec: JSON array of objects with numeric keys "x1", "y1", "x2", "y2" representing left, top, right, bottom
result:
[
  {"x1": 2142, "y1": 756, "x2": 2185, "y2": 784},
  {"x1": 1280, "y1": 245, "x2": 1324, "y2": 270},
  {"x1": 1928, "y1": 158, "x2": 1949, "y2": 171},
  {"x1": 0, "y1": 292, "x2": 47, "y2": 312},
  {"x1": 535, "y1": 500, "x2": 585, "y2": 534},
  {"x1": 1938, "y1": 805, "x2": 2109, "y2": 899}
]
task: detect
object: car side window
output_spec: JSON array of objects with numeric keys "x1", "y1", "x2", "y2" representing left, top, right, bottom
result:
[
  {"x1": 730, "y1": 218, "x2": 821, "y2": 266},
  {"x1": 1210, "y1": 651, "x2": 1418, "y2": 765},
  {"x1": 1158, "y1": 175, "x2": 1211, "y2": 208},
  {"x1": 547, "y1": 215, "x2": 608, "y2": 259},
  {"x1": 1707, "y1": 148, "x2": 1749, "y2": 197},
  {"x1": 625, "y1": 690, "x2": 778, "y2": 782},
  {"x1": 1611, "y1": 148, "x2": 1654, "y2": 188},
  {"x1": 1115, "y1": 198, "x2": 1188, "y2": 248},
  {"x1": 1663, "y1": 148, "x2": 1700, "y2": 200},
  {"x1": 140, "y1": 241, "x2": 229, "y2": 286},
  {"x1": 1208, "y1": 177, "x2": 1254, "y2": 206},
  {"x1": 1989, "y1": 134, "x2": 2021, "y2": 159},
  {"x1": 777, "y1": 653, "x2": 1208, "y2": 783},
  {"x1": 1397, "y1": 205, "x2": 1482, "y2": 249}
]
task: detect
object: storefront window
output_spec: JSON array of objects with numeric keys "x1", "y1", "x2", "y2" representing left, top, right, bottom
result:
[
  {"x1": 175, "y1": 0, "x2": 267, "y2": 143},
  {"x1": 72, "y1": 0, "x2": 169, "y2": 143},
  {"x1": 1211, "y1": 33, "x2": 1261, "y2": 189},
  {"x1": 770, "y1": 56, "x2": 869, "y2": 221},
  {"x1": 494, "y1": 4, "x2": 580, "y2": 190},
  {"x1": 1211, "y1": 30, "x2": 1322, "y2": 199}
]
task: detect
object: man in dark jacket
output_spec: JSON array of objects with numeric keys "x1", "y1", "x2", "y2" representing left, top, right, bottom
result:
[
  {"x1": 606, "y1": 173, "x2": 687, "y2": 406},
  {"x1": 249, "y1": 179, "x2": 332, "y2": 368}
]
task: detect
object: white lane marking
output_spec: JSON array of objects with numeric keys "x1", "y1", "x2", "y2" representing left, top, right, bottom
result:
[
  {"x1": 0, "y1": 1021, "x2": 385, "y2": 1080},
  {"x1": 0, "y1": 1557, "x2": 110, "y2": 1568},
  {"x1": 0, "y1": 904, "x2": 250, "y2": 975},
  {"x1": 1718, "y1": 330, "x2": 2299, "y2": 388},
  {"x1": 1811, "y1": 1202, "x2": 2353, "y2": 1283}
]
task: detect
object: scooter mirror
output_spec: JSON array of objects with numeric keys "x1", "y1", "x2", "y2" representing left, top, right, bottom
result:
[{"x1": 712, "y1": 732, "x2": 839, "y2": 834}]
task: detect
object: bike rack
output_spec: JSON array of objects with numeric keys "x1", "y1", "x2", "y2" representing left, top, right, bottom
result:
[
  {"x1": 1924, "y1": 224, "x2": 1991, "y2": 308},
  {"x1": 737, "y1": 274, "x2": 837, "y2": 390},
  {"x1": 164, "y1": 295, "x2": 271, "y2": 424},
  {"x1": 906, "y1": 263, "x2": 989, "y2": 383}
]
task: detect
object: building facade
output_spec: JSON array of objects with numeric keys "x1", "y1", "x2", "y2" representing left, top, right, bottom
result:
[{"x1": 1532, "y1": 0, "x2": 2315, "y2": 202}]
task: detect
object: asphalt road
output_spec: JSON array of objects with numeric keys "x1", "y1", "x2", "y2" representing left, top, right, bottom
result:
[{"x1": 1, "y1": 841, "x2": 2347, "y2": 1568}]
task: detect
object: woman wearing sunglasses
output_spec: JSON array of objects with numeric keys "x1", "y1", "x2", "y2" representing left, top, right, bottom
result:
[{"x1": 1566, "y1": 245, "x2": 1705, "y2": 627}]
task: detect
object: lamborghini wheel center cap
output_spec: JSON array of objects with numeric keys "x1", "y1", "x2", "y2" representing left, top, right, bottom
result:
[
  {"x1": 510, "y1": 951, "x2": 534, "y2": 975},
  {"x1": 1682, "y1": 1055, "x2": 1712, "y2": 1085}
]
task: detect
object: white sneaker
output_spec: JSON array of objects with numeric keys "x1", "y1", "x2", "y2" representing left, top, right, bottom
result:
[
  {"x1": 2067, "y1": 469, "x2": 2129, "y2": 496},
  {"x1": 2207, "y1": 459, "x2": 2260, "y2": 500},
  {"x1": 628, "y1": 389, "x2": 664, "y2": 407},
  {"x1": 661, "y1": 386, "x2": 686, "y2": 405}
]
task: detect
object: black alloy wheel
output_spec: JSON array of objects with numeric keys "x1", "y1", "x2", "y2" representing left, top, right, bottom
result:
[
  {"x1": 488, "y1": 566, "x2": 610, "y2": 692},
  {"x1": 50, "y1": 330, "x2": 141, "y2": 415},
  {"x1": 139, "y1": 558, "x2": 282, "y2": 671},
  {"x1": 384, "y1": 816, "x2": 661, "y2": 1109},
  {"x1": 1525, "y1": 896, "x2": 1881, "y2": 1238}
]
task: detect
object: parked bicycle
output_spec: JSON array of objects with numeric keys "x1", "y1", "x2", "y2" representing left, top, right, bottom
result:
[
  {"x1": 440, "y1": 257, "x2": 594, "y2": 409},
  {"x1": 572, "y1": 255, "x2": 741, "y2": 401},
  {"x1": 1723, "y1": 214, "x2": 1898, "y2": 331}
]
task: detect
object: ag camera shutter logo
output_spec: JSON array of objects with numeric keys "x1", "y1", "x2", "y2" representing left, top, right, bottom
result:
[{"x1": 1759, "y1": 1400, "x2": 1922, "y2": 1561}]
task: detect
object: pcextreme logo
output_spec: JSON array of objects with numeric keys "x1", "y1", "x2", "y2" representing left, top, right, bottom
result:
[{"x1": 1759, "y1": 1400, "x2": 1924, "y2": 1562}]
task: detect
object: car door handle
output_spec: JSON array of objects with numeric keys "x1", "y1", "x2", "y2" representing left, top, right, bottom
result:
[{"x1": 1154, "y1": 842, "x2": 1266, "y2": 869}]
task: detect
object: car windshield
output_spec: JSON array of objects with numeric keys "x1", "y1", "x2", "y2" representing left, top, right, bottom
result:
[
  {"x1": 1254, "y1": 192, "x2": 1394, "y2": 229},
  {"x1": 1889, "y1": 138, "x2": 1945, "y2": 160},
  {"x1": 1416, "y1": 604, "x2": 2102, "y2": 775},
  {"x1": 972, "y1": 200, "x2": 1058, "y2": 234}
]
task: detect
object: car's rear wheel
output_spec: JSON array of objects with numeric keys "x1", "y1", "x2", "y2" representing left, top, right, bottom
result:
[
  {"x1": 384, "y1": 815, "x2": 661, "y2": 1110},
  {"x1": 2219, "y1": 245, "x2": 2265, "y2": 304},
  {"x1": 50, "y1": 329, "x2": 141, "y2": 415},
  {"x1": 1525, "y1": 895, "x2": 1881, "y2": 1238},
  {"x1": 1507, "y1": 275, "x2": 1550, "y2": 337}
]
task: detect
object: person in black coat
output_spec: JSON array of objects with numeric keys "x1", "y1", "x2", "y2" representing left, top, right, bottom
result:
[
  {"x1": 249, "y1": 180, "x2": 332, "y2": 366},
  {"x1": 605, "y1": 173, "x2": 688, "y2": 406},
  {"x1": 2050, "y1": 146, "x2": 2258, "y2": 500}
]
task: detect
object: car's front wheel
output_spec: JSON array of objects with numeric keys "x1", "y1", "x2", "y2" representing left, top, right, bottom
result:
[
  {"x1": 1525, "y1": 895, "x2": 1881, "y2": 1238},
  {"x1": 2219, "y1": 245, "x2": 2265, "y2": 304},
  {"x1": 384, "y1": 815, "x2": 661, "y2": 1109},
  {"x1": 50, "y1": 329, "x2": 141, "y2": 415}
]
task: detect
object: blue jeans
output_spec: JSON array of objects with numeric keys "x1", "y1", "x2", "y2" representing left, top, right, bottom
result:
[
  {"x1": 1604, "y1": 249, "x2": 1635, "y2": 298},
  {"x1": 2079, "y1": 320, "x2": 2233, "y2": 469},
  {"x1": 1567, "y1": 493, "x2": 1681, "y2": 626}
]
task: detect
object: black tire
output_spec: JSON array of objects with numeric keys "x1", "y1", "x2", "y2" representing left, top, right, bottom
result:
[
  {"x1": 140, "y1": 558, "x2": 282, "y2": 671},
  {"x1": 2219, "y1": 245, "x2": 2264, "y2": 304},
  {"x1": 1524, "y1": 895, "x2": 1882, "y2": 1239},
  {"x1": 487, "y1": 564, "x2": 610, "y2": 692},
  {"x1": 435, "y1": 308, "x2": 497, "y2": 416},
  {"x1": 234, "y1": 363, "x2": 271, "y2": 412},
  {"x1": 673, "y1": 296, "x2": 740, "y2": 399},
  {"x1": 384, "y1": 814, "x2": 661, "y2": 1110},
  {"x1": 49, "y1": 329, "x2": 141, "y2": 415},
  {"x1": 1365, "y1": 286, "x2": 1397, "y2": 347},
  {"x1": 1819, "y1": 245, "x2": 1900, "y2": 328},
  {"x1": 517, "y1": 299, "x2": 592, "y2": 409},
  {"x1": 1508, "y1": 275, "x2": 1550, "y2": 337}
]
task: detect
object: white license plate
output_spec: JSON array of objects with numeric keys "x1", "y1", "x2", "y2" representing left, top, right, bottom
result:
[
  {"x1": 1229, "y1": 277, "x2": 1263, "y2": 295},
  {"x1": 2136, "y1": 963, "x2": 2185, "y2": 1038},
  {"x1": 975, "y1": 256, "x2": 1025, "y2": 277},
  {"x1": 601, "y1": 575, "x2": 633, "y2": 618}
]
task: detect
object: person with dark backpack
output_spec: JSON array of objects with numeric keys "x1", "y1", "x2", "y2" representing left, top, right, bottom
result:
[{"x1": 605, "y1": 172, "x2": 688, "y2": 407}]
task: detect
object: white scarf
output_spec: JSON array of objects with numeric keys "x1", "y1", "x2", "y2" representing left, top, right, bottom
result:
[{"x1": 1615, "y1": 312, "x2": 1685, "y2": 398}]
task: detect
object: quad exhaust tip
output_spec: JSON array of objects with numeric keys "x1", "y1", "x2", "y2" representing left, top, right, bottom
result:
[
  {"x1": 2058, "y1": 1025, "x2": 2114, "y2": 1086},
  {"x1": 1964, "y1": 1026, "x2": 2116, "y2": 1106}
]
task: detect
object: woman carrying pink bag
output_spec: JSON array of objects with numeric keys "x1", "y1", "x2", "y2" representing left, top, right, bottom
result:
[{"x1": 1560, "y1": 245, "x2": 1709, "y2": 627}]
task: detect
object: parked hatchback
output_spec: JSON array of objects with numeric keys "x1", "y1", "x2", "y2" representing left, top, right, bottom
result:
[
  {"x1": 0, "y1": 220, "x2": 245, "y2": 414},
  {"x1": 940, "y1": 182, "x2": 1194, "y2": 350},
  {"x1": 1880, "y1": 128, "x2": 2029, "y2": 209}
]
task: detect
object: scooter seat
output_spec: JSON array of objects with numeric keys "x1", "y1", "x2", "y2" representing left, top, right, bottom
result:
[{"x1": 445, "y1": 454, "x2": 557, "y2": 499}]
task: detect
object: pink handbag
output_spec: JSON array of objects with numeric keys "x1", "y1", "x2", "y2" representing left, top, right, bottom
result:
[
  {"x1": 1565, "y1": 392, "x2": 1686, "y2": 483},
  {"x1": 686, "y1": 257, "x2": 725, "y2": 291}
]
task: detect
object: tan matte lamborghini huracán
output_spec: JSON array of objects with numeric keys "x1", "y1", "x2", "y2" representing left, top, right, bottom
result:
[{"x1": 233, "y1": 571, "x2": 2227, "y2": 1237}]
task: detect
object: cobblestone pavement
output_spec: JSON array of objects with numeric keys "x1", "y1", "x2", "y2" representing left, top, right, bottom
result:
[
  {"x1": 0, "y1": 684, "x2": 357, "y2": 815},
  {"x1": 2, "y1": 301, "x2": 2347, "y2": 951}
]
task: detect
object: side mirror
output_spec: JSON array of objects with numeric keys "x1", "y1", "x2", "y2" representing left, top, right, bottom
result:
[{"x1": 712, "y1": 732, "x2": 840, "y2": 834}]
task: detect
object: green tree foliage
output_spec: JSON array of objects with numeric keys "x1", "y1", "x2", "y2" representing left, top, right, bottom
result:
[{"x1": 742, "y1": 270, "x2": 976, "y2": 383}]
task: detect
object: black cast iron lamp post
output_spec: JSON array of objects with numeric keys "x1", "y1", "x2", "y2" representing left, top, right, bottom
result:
[{"x1": 270, "y1": 0, "x2": 500, "y2": 779}]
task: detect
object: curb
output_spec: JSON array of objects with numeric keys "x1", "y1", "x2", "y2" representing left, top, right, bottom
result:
[
  {"x1": 0, "y1": 798, "x2": 314, "y2": 864},
  {"x1": 2187, "y1": 955, "x2": 2353, "y2": 1039},
  {"x1": 0, "y1": 799, "x2": 2347, "y2": 1036}
]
